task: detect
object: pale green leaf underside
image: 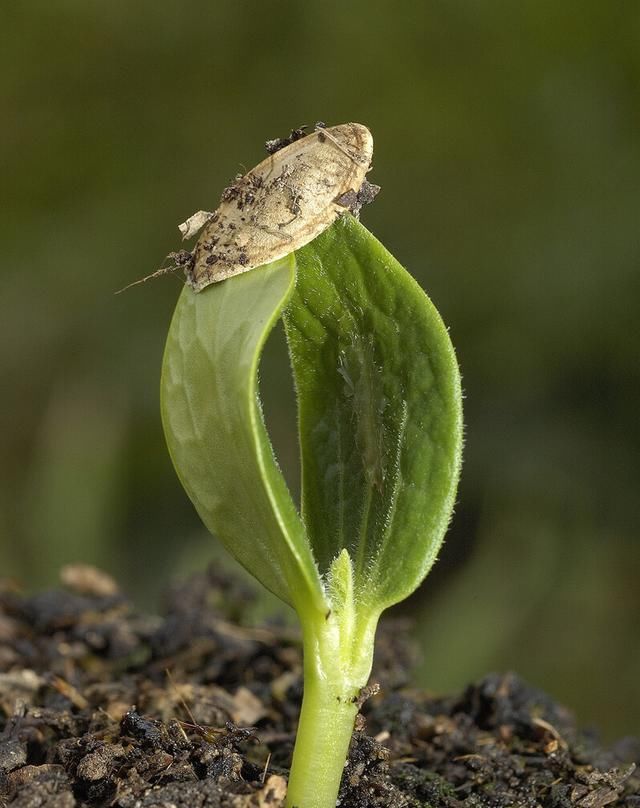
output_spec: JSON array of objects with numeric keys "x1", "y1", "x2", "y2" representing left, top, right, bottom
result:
[
  {"x1": 160, "y1": 255, "x2": 326, "y2": 617},
  {"x1": 285, "y1": 216, "x2": 463, "y2": 612}
]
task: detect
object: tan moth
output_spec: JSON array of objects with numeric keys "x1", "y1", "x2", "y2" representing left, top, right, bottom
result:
[
  {"x1": 117, "y1": 123, "x2": 378, "y2": 295},
  {"x1": 181, "y1": 122, "x2": 377, "y2": 291}
]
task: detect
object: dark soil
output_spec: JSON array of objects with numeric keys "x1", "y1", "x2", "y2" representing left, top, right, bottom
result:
[{"x1": 0, "y1": 565, "x2": 637, "y2": 807}]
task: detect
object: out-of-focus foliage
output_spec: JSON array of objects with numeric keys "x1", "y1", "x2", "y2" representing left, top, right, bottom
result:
[{"x1": 1, "y1": 1, "x2": 638, "y2": 738}]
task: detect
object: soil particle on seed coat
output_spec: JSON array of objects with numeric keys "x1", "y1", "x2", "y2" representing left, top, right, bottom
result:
[{"x1": 0, "y1": 568, "x2": 637, "y2": 807}]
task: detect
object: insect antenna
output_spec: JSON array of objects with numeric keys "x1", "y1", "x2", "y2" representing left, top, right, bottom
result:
[{"x1": 114, "y1": 259, "x2": 187, "y2": 295}]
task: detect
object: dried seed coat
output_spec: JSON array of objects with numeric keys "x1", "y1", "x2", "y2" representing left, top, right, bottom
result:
[{"x1": 185, "y1": 123, "x2": 374, "y2": 291}]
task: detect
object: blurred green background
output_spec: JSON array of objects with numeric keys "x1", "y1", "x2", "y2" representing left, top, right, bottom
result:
[{"x1": 1, "y1": 1, "x2": 638, "y2": 739}]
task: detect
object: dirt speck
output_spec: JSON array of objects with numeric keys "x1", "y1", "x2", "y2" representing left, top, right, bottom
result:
[{"x1": 265, "y1": 126, "x2": 308, "y2": 155}]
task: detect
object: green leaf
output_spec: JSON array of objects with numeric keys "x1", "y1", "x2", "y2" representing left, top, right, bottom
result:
[
  {"x1": 285, "y1": 215, "x2": 463, "y2": 612},
  {"x1": 160, "y1": 255, "x2": 326, "y2": 617}
]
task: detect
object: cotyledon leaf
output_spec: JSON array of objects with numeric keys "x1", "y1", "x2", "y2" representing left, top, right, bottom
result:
[
  {"x1": 160, "y1": 254, "x2": 326, "y2": 618},
  {"x1": 285, "y1": 215, "x2": 463, "y2": 612}
]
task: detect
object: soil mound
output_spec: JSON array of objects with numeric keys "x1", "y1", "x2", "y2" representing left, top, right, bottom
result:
[{"x1": 0, "y1": 567, "x2": 637, "y2": 807}]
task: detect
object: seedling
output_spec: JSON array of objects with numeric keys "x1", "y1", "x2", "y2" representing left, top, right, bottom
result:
[{"x1": 160, "y1": 124, "x2": 463, "y2": 808}]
